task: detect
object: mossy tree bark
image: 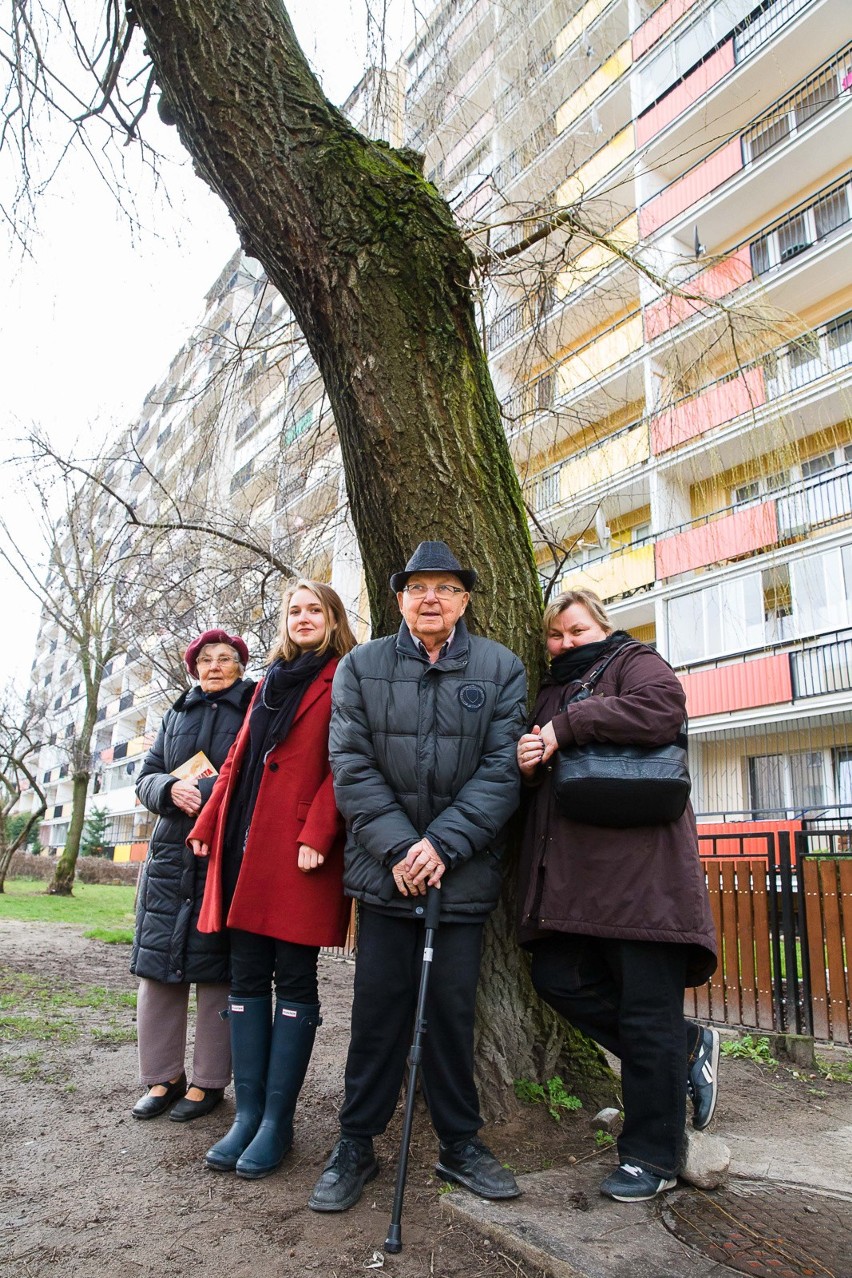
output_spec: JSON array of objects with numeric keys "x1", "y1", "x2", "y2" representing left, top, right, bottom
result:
[{"x1": 132, "y1": 0, "x2": 614, "y2": 1110}]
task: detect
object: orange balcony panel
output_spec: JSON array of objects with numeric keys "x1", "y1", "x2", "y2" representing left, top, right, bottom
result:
[
  {"x1": 130, "y1": 842, "x2": 148, "y2": 862},
  {"x1": 656, "y1": 502, "x2": 778, "y2": 578},
  {"x1": 651, "y1": 366, "x2": 766, "y2": 452},
  {"x1": 633, "y1": 0, "x2": 700, "y2": 61},
  {"x1": 639, "y1": 137, "x2": 743, "y2": 238},
  {"x1": 636, "y1": 40, "x2": 735, "y2": 145},
  {"x1": 697, "y1": 819, "x2": 803, "y2": 858},
  {"x1": 678, "y1": 654, "x2": 792, "y2": 718},
  {"x1": 644, "y1": 246, "x2": 752, "y2": 342}
]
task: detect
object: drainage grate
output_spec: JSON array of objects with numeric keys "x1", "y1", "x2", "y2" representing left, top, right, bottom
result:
[{"x1": 660, "y1": 1183, "x2": 852, "y2": 1278}]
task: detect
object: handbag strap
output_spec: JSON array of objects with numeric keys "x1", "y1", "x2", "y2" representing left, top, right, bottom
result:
[{"x1": 558, "y1": 641, "x2": 640, "y2": 711}]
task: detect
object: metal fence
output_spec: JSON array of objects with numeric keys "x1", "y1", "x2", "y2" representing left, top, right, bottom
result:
[{"x1": 687, "y1": 827, "x2": 852, "y2": 1043}]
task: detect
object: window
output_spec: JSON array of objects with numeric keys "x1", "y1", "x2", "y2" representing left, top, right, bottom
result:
[
  {"x1": 668, "y1": 573, "x2": 765, "y2": 665},
  {"x1": 733, "y1": 480, "x2": 760, "y2": 507},
  {"x1": 748, "y1": 750, "x2": 827, "y2": 817},
  {"x1": 802, "y1": 451, "x2": 833, "y2": 478},
  {"x1": 762, "y1": 565, "x2": 793, "y2": 643}
]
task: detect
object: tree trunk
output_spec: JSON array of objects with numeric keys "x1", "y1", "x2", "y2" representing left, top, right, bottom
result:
[
  {"x1": 49, "y1": 771, "x2": 89, "y2": 895},
  {"x1": 132, "y1": 0, "x2": 614, "y2": 1109},
  {"x1": 0, "y1": 807, "x2": 45, "y2": 893}
]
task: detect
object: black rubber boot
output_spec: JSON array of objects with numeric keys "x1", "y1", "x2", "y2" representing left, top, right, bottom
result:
[
  {"x1": 205, "y1": 996, "x2": 271, "y2": 1172},
  {"x1": 235, "y1": 1000, "x2": 321, "y2": 1180}
]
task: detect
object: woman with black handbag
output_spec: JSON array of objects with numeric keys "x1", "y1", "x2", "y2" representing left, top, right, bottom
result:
[{"x1": 516, "y1": 589, "x2": 718, "y2": 1203}]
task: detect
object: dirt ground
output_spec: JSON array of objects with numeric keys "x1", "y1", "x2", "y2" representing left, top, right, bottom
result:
[{"x1": 1, "y1": 918, "x2": 850, "y2": 1278}]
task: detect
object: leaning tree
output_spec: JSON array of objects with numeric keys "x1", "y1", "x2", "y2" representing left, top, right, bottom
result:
[{"x1": 5, "y1": 1, "x2": 613, "y2": 1107}]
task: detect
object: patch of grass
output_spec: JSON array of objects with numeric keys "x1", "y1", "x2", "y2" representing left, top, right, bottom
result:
[
  {"x1": 0, "y1": 879, "x2": 136, "y2": 930},
  {"x1": 0, "y1": 1013, "x2": 78, "y2": 1044},
  {"x1": 437, "y1": 1181, "x2": 457, "y2": 1195},
  {"x1": 720, "y1": 1034, "x2": 778, "y2": 1066},
  {"x1": 92, "y1": 1024, "x2": 136, "y2": 1047},
  {"x1": 84, "y1": 927, "x2": 134, "y2": 945},
  {"x1": 816, "y1": 1055, "x2": 852, "y2": 1083},
  {"x1": 17, "y1": 1050, "x2": 45, "y2": 1083},
  {"x1": 514, "y1": 1075, "x2": 583, "y2": 1122},
  {"x1": 594, "y1": 1129, "x2": 615, "y2": 1149}
]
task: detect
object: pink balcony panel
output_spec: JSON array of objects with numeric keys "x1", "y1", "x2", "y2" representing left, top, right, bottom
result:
[
  {"x1": 639, "y1": 137, "x2": 742, "y2": 238},
  {"x1": 644, "y1": 246, "x2": 752, "y2": 342},
  {"x1": 636, "y1": 41, "x2": 735, "y2": 146},
  {"x1": 130, "y1": 842, "x2": 149, "y2": 862},
  {"x1": 633, "y1": 0, "x2": 700, "y2": 61},
  {"x1": 678, "y1": 653, "x2": 792, "y2": 718},
  {"x1": 100, "y1": 746, "x2": 115, "y2": 764},
  {"x1": 651, "y1": 366, "x2": 766, "y2": 452},
  {"x1": 656, "y1": 502, "x2": 778, "y2": 579}
]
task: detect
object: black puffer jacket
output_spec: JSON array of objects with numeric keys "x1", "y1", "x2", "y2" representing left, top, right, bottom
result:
[
  {"x1": 329, "y1": 621, "x2": 526, "y2": 922},
  {"x1": 130, "y1": 678, "x2": 255, "y2": 983}
]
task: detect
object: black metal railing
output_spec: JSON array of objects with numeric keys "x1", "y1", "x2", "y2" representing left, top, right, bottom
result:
[{"x1": 790, "y1": 635, "x2": 852, "y2": 699}]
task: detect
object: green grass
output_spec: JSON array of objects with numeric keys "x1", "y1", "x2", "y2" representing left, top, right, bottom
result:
[
  {"x1": 84, "y1": 927, "x2": 134, "y2": 945},
  {"x1": 0, "y1": 879, "x2": 136, "y2": 931}
]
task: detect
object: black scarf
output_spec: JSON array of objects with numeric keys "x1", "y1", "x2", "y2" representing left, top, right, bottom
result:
[
  {"x1": 547, "y1": 630, "x2": 633, "y2": 686},
  {"x1": 222, "y1": 651, "x2": 331, "y2": 891}
]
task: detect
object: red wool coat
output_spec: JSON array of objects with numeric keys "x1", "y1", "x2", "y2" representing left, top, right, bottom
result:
[{"x1": 189, "y1": 659, "x2": 350, "y2": 948}]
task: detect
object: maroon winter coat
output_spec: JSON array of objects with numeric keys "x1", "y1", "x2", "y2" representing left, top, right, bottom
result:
[
  {"x1": 517, "y1": 641, "x2": 717, "y2": 985},
  {"x1": 190, "y1": 658, "x2": 350, "y2": 948}
]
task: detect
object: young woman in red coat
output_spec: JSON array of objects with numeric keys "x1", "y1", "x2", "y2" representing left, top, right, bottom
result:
[{"x1": 189, "y1": 580, "x2": 356, "y2": 1179}]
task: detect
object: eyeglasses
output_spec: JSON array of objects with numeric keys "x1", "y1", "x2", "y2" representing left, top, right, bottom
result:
[
  {"x1": 403, "y1": 583, "x2": 466, "y2": 598},
  {"x1": 197, "y1": 656, "x2": 238, "y2": 667}
]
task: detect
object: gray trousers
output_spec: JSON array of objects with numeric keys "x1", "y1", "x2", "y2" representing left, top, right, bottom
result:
[{"x1": 136, "y1": 978, "x2": 231, "y2": 1088}]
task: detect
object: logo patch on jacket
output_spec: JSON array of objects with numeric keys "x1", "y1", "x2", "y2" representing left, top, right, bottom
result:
[{"x1": 458, "y1": 683, "x2": 486, "y2": 711}]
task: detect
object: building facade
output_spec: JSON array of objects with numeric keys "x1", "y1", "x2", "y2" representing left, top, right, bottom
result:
[{"x1": 21, "y1": 1, "x2": 851, "y2": 858}]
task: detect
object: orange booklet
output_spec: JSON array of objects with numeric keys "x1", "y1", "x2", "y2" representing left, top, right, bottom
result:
[{"x1": 171, "y1": 751, "x2": 218, "y2": 781}]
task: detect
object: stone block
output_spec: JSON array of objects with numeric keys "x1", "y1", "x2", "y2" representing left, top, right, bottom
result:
[{"x1": 680, "y1": 1128, "x2": 730, "y2": 1189}]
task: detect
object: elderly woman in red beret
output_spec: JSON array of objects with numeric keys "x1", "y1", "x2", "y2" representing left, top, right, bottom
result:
[{"x1": 130, "y1": 630, "x2": 255, "y2": 1121}]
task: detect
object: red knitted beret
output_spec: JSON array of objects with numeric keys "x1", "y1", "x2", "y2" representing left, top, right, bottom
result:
[{"x1": 184, "y1": 629, "x2": 249, "y2": 678}]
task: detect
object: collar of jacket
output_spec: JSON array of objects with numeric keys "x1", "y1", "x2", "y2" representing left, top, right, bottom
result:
[
  {"x1": 395, "y1": 618, "x2": 471, "y2": 668},
  {"x1": 172, "y1": 677, "x2": 255, "y2": 714}
]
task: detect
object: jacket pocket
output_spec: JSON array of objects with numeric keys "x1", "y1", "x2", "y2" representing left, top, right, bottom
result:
[{"x1": 296, "y1": 800, "x2": 311, "y2": 823}]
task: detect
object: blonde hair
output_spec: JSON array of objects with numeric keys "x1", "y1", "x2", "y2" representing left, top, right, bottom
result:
[
  {"x1": 542, "y1": 589, "x2": 613, "y2": 638},
  {"x1": 269, "y1": 579, "x2": 357, "y2": 663}
]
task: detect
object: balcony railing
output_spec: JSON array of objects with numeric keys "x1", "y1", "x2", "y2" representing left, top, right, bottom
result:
[
  {"x1": 776, "y1": 463, "x2": 852, "y2": 538},
  {"x1": 741, "y1": 43, "x2": 850, "y2": 164},
  {"x1": 791, "y1": 632, "x2": 852, "y2": 698},
  {"x1": 765, "y1": 310, "x2": 852, "y2": 398},
  {"x1": 734, "y1": 0, "x2": 813, "y2": 64},
  {"x1": 751, "y1": 175, "x2": 852, "y2": 278}
]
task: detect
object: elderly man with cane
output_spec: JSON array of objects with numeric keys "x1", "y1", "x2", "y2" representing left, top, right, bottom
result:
[{"x1": 309, "y1": 542, "x2": 527, "y2": 1213}]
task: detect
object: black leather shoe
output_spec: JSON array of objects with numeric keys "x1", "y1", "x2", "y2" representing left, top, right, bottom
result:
[
  {"x1": 131, "y1": 1072, "x2": 187, "y2": 1120},
  {"x1": 435, "y1": 1137, "x2": 521, "y2": 1200},
  {"x1": 169, "y1": 1086, "x2": 225, "y2": 1123},
  {"x1": 308, "y1": 1137, "x2": 378, "y2": 1212}
]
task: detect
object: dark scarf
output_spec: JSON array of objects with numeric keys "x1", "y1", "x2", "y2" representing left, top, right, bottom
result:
[
  {"x1": 547, "y1": 630, "x2": 633, "y2": 686},
  {"x1": 222, "y1": 651, "x2": 331, "y2": 891}
]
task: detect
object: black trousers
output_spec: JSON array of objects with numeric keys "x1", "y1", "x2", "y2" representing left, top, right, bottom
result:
[
  {"x1": 530, "y1": 933, "x2": 703, "y2": 1178},
  {"x1": 229, "y1": 928, "x2": 320, "y2": 1004},
  {"x1": 339, "y1": 907, "x2": 484, "y2": 1145}
]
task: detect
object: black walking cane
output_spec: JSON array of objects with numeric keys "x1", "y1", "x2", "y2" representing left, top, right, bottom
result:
[{"x1": 384, "y1": 884, "x2": 442, "y2": 1255}]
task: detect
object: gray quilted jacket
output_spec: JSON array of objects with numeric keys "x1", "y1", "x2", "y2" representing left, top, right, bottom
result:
[{"x1": 329, "y1": 620, "x2": 527, "y2": 921}]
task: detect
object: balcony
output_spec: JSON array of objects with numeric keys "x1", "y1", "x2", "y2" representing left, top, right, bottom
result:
[
  {"x1": 557, "y1": 543, "x2": 655, "y2": 600},
  {"x1": 656, "y1": 502, "x2": 779, "y2": 579},
  {"x1": 556, "y1": 312, "x2": 643, "y2": 399},
  {"x1": 678, "y1": 652, "x2": 793, "y2": 717},
  {"x1": 632, "y1": 0, "x2": 699, "y2": 61},
  {"x1": 643, "y1": 248, "x2": 752, "y2": 342},
  {"x1": 525, "y1": 420, "x2": 650, "y2": 514},
  {"x1": 651, "y1": 310, "x2": 852, "y2": 460},
  {"x1": 651, "y1": 366, "x2": 766, "y2": 453},
  {"x1": 638, "y1": 42, "x2": 852, "y2": 237},
  {"x1": 678, "y1": 628, "x2": 852, "y2": 717},
  {"x1": 776, "y1": 463, "x2": 852, "y2": 538},
  {"x1": 637, "y1": 40, "x2": 735, "y2": 147}
]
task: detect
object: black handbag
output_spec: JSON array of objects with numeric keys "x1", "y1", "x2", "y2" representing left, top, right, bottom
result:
[{"x1": 551, "y1": 644, "x2": 691, "y2": 828}]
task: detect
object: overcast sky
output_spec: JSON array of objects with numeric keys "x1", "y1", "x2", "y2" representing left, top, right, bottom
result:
[{"x1": 0, "y1": 2, "x2": 414, "y2": 688}]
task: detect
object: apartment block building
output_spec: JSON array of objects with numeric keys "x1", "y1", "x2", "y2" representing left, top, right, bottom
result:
[
  {"x1": 22, "y1": 1, "x2": 851, "y2": 859},
  {"x1": 405, "y1": 0, "x2": 851, "y2": 833}
]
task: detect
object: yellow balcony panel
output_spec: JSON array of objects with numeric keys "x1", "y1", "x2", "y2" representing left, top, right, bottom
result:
[
  {"x1": 557, "y1": 127, "x2": 633, "y2": 205},
  {"x1": 113, "y1": 843, "x2": 132, "y2": 864},
  {"x1": 556, "y1": 215, "x2": 638, "y2": 299},
  {"x1": 555, "y1": 0, "x2": 611, "y2": 59},
  {"x1": 561, "y1": 545, "x2": 655, "y2": 601},
  {"x1": 127, "y1": 735, "x2": 147, "y2": 758},
  {"x1": 556, "y1": 313, "x2": 642, "y2": 398},
  {"x1": 556, "y1": 43, "x2": 631, "y2": 133},
  {"x1": 558, "y1": 425, "x2": 649, "y2": 502}
]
